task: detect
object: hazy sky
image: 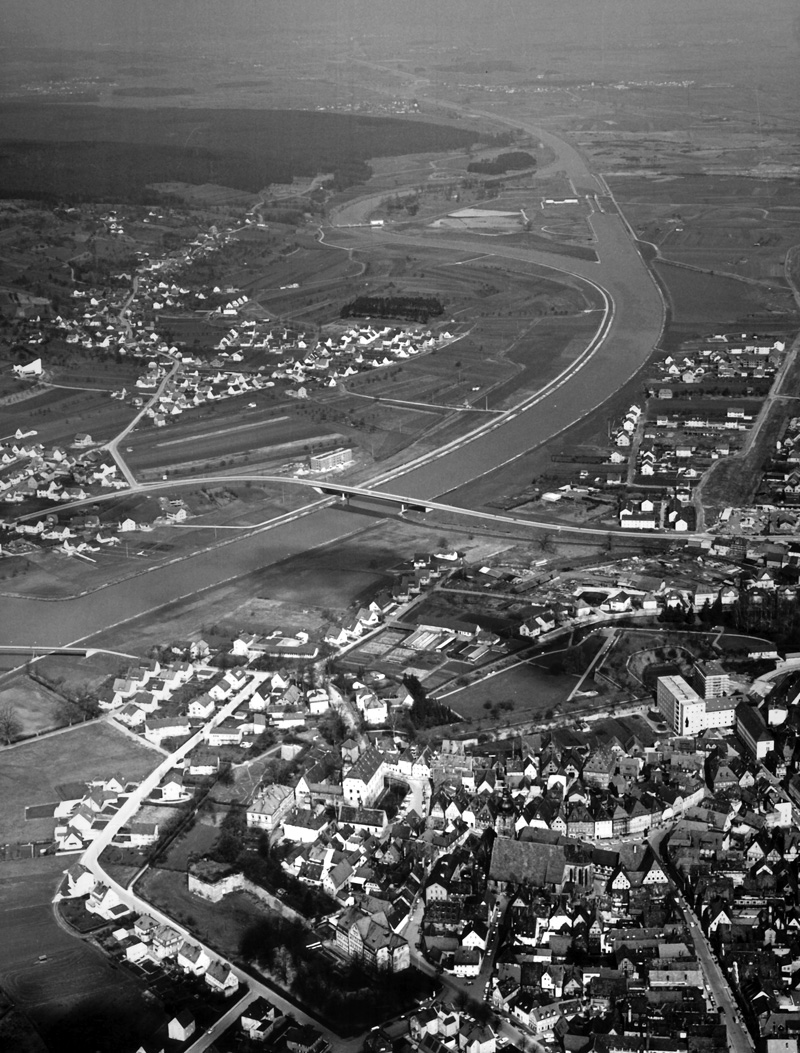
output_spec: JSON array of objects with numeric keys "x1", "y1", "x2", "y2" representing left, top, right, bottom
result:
[{"x1": 1, "y1": 0, "x2": 797, "y2": 60}]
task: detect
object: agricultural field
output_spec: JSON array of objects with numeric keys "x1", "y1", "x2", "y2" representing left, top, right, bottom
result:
[
  {"x1": 0, "y1": 381, "x2": 135, "y2": 451},
  {"x1": 124, "y1": 402, "x2": 345, "y2": 477},
  {"x1": 0, "y1": 722, "x2": 161, "y2": 844},
  {"x1": 627, "y1": 202, "x2": 800, "y2": 285},
  {"x1": 13, "y1": 651, "x2": 132, "y2": 706},
  {"x1": 243, "y1": 241, "x2": 364, "y2": 311},
  {"x1": 9, "y1": 517, "x2": 500, "y2": 687},
  {"x1": 0, "y1": 478, "x2": 333, "y2": 605},
  {"x1": 0, "y1": 986, "x2": 46, "y2": 1053},
  {"x1": 653, "y1": 259, "x2": 798, "y2": 333},
  {"x1": 295, "y1": 250, "x2": 602, "y2": 462},
  {"x1": 607, "y1": 173, "x2": 800, "y2": 310},
  {"x1": 443, "y1": 231, "x2": 797, "y2": 521},
  {"x1": 342, "y1": 626, "x2": 438, "y2": 679},
  {"x1": 0, "y1": 856, "x2": 165, "y2": 1053}
]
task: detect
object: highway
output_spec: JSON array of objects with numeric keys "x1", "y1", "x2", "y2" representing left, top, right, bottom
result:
[
  {"x1": 327, "y1": 176, "x2": 665, "y2": 503},
  {"x1": 13, "y1": 471, "x2": 702, "y2": 542},
  {"x1": 0, "y1": 465, "x2": 719, "y2": 651},
  {"x1": 0, "y1": 117, "x2": 665, "y2": 657}
]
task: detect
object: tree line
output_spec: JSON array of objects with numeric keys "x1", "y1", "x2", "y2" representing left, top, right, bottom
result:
[
  {"x1": 467, "y1": 151, "x2": 536, "y2": 176},
  {"x1": 340, "y1": 295, "x2": 444, "y2": 324}
]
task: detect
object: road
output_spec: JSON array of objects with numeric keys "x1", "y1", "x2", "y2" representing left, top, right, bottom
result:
[
  {"x1": 77, "y1": 674, "x2": 364, "y2": 1052},
  {"x1": 13, "y1": 471, "x2": 708, "y2": 543},
  {"x1": 185, "y1": 989, "x2": 256, "y2": 1053},
  {"x1": 1, "y1": 117, "x2": 665, "y2": 658},
  {"x1": 692, "y1": 331, "x2": 800, "y2": 530},
  {"x1": 326, "y1": 212, "x2": 661, "y2": 502},
  {"x1": 0, "y1": 470, "x2": 720, "y2": 653},
  {"x1": 401, "y1": 890, "x2": 546, "y2": 1052},
  {"x1": 678, "y1": 890, "x2": 753, "y2": 1053},
  {"x1": 650, "y1": 834, "x2": 753, "y2": 1053},
  {"x1": 104, "y1": 353, "x2": 182, "y2": 488},
  {"x1": 566, "y1": 627, "x2": 616, "y2": 702}
]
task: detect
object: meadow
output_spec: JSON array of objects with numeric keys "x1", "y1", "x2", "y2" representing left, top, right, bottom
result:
[
  {"x1": 444, "y1": 660, "x2": 580, "y2": 722},
  {"x1": 0, "y1": 722, "x2": 161, "y2": 843},
  {"x1": 0, "y1": 857, "x2": 164, "y2": 1053}
]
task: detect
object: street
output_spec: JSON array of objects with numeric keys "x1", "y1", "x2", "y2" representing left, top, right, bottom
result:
[
  {"x1": 649, "y1": 835, "x2": 754, "y2": 1053},
  {"x1": 76, "y1": 675, "x2": 364, "y2": 1052}
]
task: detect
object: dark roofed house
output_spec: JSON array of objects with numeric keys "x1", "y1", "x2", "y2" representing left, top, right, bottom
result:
[
  {"x1": 168, "y1": 1010, "x2": 196, "y2": 1042},
  {"x1": 490, "y1": 836, "x2": 572, "y2": 893}
]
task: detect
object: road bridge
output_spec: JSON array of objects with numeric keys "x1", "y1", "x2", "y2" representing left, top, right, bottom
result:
[
  {"x1": 0, "y1": 114, "x2": 671, "y2": 651},
  {"x1": 311, "y1": 482, "x2": 432, "y2": 515},
  {"x1": 0, "y1": 645, "x2": 139, "y2": 660},
  {"x1": 12, "y1": 470, "x2": 708, "y2": 542}
]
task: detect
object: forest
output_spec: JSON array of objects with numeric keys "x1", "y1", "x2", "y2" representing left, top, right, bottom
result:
[{"x1": 0, "y1": 103, "x2": 479, "y2": 202}]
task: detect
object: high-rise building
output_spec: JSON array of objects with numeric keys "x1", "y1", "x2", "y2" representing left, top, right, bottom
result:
[
  {"x1": 692, "y1": 660, "x2": 730, "y2": 699},
  {"x1": 656, "y1": 673, "x2": 735, "y2": 734},
  {"x1": 657, "y1": 675, "x2": 706, "y2": 735}
]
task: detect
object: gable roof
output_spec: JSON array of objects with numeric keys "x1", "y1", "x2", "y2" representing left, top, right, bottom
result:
[{"x1": 489, "y1": 835, "x2": 566, "y2": 887}]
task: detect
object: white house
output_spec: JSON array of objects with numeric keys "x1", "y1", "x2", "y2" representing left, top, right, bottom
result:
[
  {"x1": 205, "y1": 960, "x2": 239, "y2": 996},
  {"x1": 177, "y1": 941, "x2": 211, "y2": 976}
]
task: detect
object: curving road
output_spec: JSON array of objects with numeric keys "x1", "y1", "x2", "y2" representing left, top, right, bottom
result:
[
  {"x1": 327, "y1": 121, "x2": 665, "y2": 500},
  {"x1": 0, "y1": 118, "x2": 665, "y2": 651}
]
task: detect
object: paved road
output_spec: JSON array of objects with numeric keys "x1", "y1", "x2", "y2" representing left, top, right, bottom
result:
[
  {"x1": 328, "y1": 96, "x2": 665, "y2": 497},
  {"x1": 0, "y1": 117, "x2": 664, "y2": 652},
  {"x1": 13, "y1": 471, "x2": 706, "y2": 542},
  {"x1": 678, "y1": 890, "x2": 753, "y2": 1053},
  {"x1": 76, "y1": 674, "x2": 364, "y2": 1051},
  {"x1": 329, "y1": 220, "x2": 663, "y2": 504},
  {"x1": 105, "y1": 352, "x2": 181, "y2": 488},
  {"x1": 185, "y1": 989, "x2": 256, "y2": 1053},
  {"x1": 650, "y1": 835, "x2": 753, "y2": 1053}
]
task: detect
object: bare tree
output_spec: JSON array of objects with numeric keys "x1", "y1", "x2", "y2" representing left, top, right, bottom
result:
[
  {"x1": 0, "y1": 703, "x2": 21, "y2": 745},
  {"x1": 535, "y1": 531, "x2": 555, "y2": 554}
]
